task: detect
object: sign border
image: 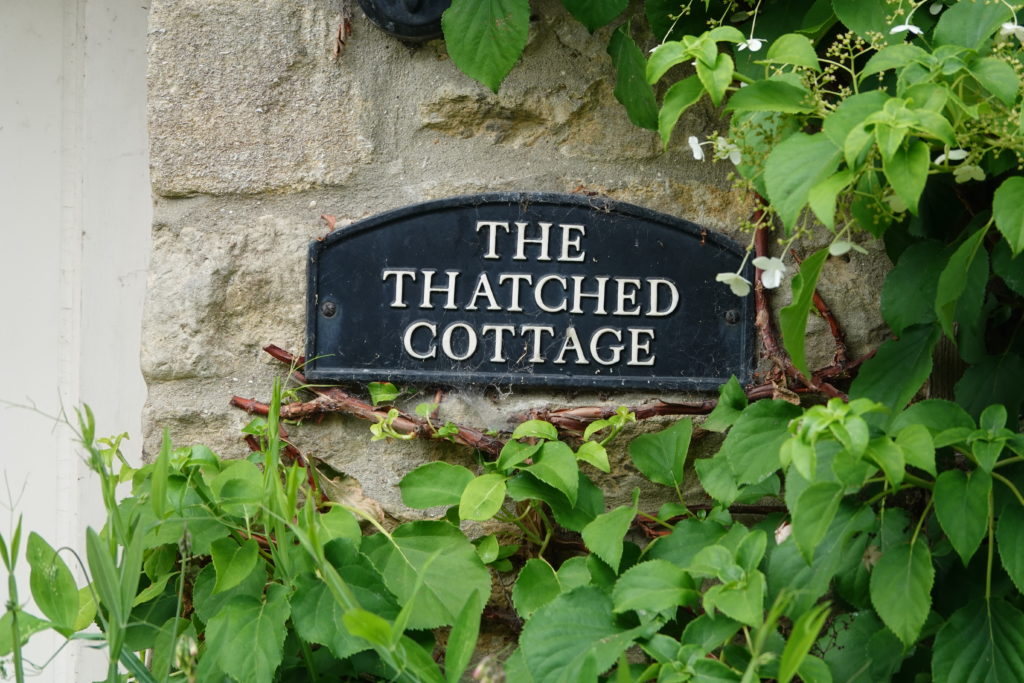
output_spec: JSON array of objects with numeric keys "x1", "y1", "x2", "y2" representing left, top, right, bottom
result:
[{"x1": 306, "y1": 192, "x2": 754, "y2": 391}]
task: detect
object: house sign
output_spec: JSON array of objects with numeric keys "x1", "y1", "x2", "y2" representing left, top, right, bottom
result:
[{"x1": 305, "y1": 192, "x2": 753, "y2": 390}]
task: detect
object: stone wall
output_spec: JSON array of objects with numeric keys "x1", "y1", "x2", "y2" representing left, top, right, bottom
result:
[{"x1": 142, "y1": 0, "x2": 889, "y2": 519}]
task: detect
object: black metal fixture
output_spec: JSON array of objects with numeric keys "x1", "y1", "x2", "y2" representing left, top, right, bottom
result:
[{"x1": 356, "y1": 0, "x2": 452, "y2": 41}]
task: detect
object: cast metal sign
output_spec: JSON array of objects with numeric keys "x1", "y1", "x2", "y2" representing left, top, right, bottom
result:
[{"x1": 305, "y1": 193, "x2": 753, "y2": 390}]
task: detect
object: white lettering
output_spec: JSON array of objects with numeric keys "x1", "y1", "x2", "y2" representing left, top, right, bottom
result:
[
  {"x1": 628, "y1": 328, "x2": 656, "y2": 366},
  {"x1": 553, "y1": 326, "x2": 589, "y2": 365},
  {"x1": 570, "y1": 275, "x2": 610, "y2": 315},
  {"x1": 613, "y1": 278, "x2": 642, "y2": 316},
  {"x1": 558, "y1": 224, "x2": 586, "y2": 262},
  {"x1": 520, "y1": 324, "x2": 555, "y2": 362},
  {"x1": 419, "y1": 270, "x2": 460, "y2": 310},
  {"x1": 513, "y1": 222, "x2": 552, "y2": 261},
  {"x1": 481, "y1": 324, "x2": 516, "y2": 362},
  {"x1": 441, "y1": 322, "x2": 477, "y2": 361},
  {"x1": 498, "y1": 273, "x2": 533, "y2": 312},
  {"x1": 381, "y1": 269, "x2": 417, "y2": 308},
  {"x1": 534, "y1": 274, "x2": 568, "y2": 313},
  {"x1": 465, "y1": 272, "x2": 502, "y2": 311},
  {"x1": 647, "y1": 278, "x2": 680, "y2": 317},
  {"x1": 476, "y1": 221, "x2": 510, "y2": 260},
  {"x1": 590, "y1": 327, "x2": 624, "y2": 366},
  {"x1": 402, "y1": 321, "x2": 437, "y2": 359}
]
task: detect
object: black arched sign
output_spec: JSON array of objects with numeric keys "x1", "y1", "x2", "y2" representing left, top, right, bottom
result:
[{"x1": 306, "y1": 193, "x2": 754, "y2": 390}]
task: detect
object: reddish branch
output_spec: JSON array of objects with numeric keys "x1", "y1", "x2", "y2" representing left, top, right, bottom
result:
[
  {"x1": 231, "y1": 205, "x2": 871, "y2": 446},
  {"x1": 231, "y1": 346, "x2": 506, "y2": 457}
]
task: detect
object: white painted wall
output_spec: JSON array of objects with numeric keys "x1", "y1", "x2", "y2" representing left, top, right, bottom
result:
[{"x1": 0, "y1": 0, "x2": 151, "y2": 679}]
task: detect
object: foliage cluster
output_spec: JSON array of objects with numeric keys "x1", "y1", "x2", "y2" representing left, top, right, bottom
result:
[{"x1": 4, "y1": 0, "x2": 1024, "y2": 681}]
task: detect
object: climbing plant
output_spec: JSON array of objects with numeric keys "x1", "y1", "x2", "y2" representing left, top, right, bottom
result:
[{"x1": 6, "y1": 1, "x2": 1024, "y2": 681}]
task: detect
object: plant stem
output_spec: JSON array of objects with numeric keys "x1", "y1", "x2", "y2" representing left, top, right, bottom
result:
[
  {"x1": 910, "y1": 496, "x2": 933, "y2": 546},
  {"x1": 986, "y1": 488, "x2": 995, "y2": 601},
  {"x1": 993, "y1": 471, "x2": 1024, "y2": 507}
]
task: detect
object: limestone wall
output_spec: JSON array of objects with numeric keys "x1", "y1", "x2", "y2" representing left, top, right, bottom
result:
[{"x1": 142, "y1": 0, "x2": 889, "y2": 518}]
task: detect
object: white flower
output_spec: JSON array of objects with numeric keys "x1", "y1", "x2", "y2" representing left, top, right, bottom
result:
[
  {"x1": 829, "y1": 240, "x2": 868, "y2": 256},
  {"x1": 714, "y1": 136, "x2": 742, "y2": 165},
  {"x1": 752, "y1": 256, "x2": 787, "y2": 289},
  {"x1": 934, "y1": 148, "x2": 969, "y2": 164},
  {"x1": 738, "y1": 37, "x2": 765, "y2": 52},
  {"x1": 929, "y1": 2, "x2": 944, "y2": 15},
  {"x1": 687, "y1": 135, "x2": 705, "y2": 160},
  {"x1": 1000, "y1": 21, "x2": 1024, "y2": 42},
  {"x1": 954, "y1": 164, "x2": 985, "y2": 183},
  {"x1": 889, "y1": 23, "x2": 923, "y2": 36},
  {"x1": 774, "y1": 521, "x2": 792, "y2": 545},
  {"x1": 716, "y1": 271, "x2": 752, "y2": 297}
]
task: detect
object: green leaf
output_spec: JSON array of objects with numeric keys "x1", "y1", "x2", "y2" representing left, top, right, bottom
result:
[
  {"x1": 936, "y1": 225, "x2": 989, "y2": 339},
  {"x1": 703, "y1": 571, "x2": 766, "y2": 627},
  {"x1": 881, "y1": 240, "x2": 946, "y2": 335},
  {"x1": 997, "y1": 504, "x2": 1024, "y2": 594},
  {"x1": 860, "y1": 44, "x2": 928, "y2": 81},
  {"x1": 367, "y1": 381, "x2": 400, "y2": 406},
  {"x1": 808, "y1": 170, "x2": 853, "y2": 230},
  {"x1": 704, "y1": 376, "x2": 748, "y2": 432},
  {"x1": 507, "y1": 470, "x2": 604, "y2": 532},
  {"x1": 779, "y1": 603, "x2": 831, "y2": 683},
  {"x1": 850, "y1": 323, "x2": 940, "y2": 413},
  {"x1": 511, "y1": 419, "x2": 558, "y2": 441},
  {"x1": 762, "y1": 33, "x2": 820, "y2": 71},
  {"x1": 627, "y1": 418, "x2": 692, "y2": 488},
  {"x1": 26, "y1": 533, "x2": 78, "y2": 633},
  {"x1": 823, "y1": 90, "x2": 889, "y2": 148},
  {"x1": 994, "y1": 177, "x2": 1024, "y2": 256},
  {"x1": 399, "y1": 462, "x2": 475, "y2": 509},
  {"x1": 780, "y1": 247, "x2": 829, "y2": 376},
  {"x1": 520, "y1": 587, "x2": 640, "y2": 680},
  {"x1": 934, "y1": 469, "x2": 991, "y2": 565},
  {"x1": 722, "y1": 400, "x2": 803, "y2": 485},
  {"x1": 764, "y1": 133, "x2": 842, "y2": 232},
  {"x1": 152, "y1": 430, "x2": 170, "y2": 518},
  {"x1": 658, "y1": 76, "x2": 704, "y2": 148},
  {"x1": 969, "y1": 57, "x2": 1020, "y2": 107},
  {"x1": 882, "y1": 140, "x2": 929, "y2": 214},
  {"x1": 561, "y1": 0, "x2": 627, "y2": 32},
  {"x1": 445, "y1": 589, "x2": 485, "y2": 683},
  {"x1": 210, "y1": 537, "x2": 259, "y2": 595},
  {"x1": 891, "y1": 399, "x2": 975, "y2": 434},
  {"x1": 993, "y1": 236, "x2": 1024, "y2": 296},
  {"x1": 364, "y1": 521, "x2": 490, "y2": 630},
  {"x1": 459, "y1": 473, "x2": 507, "y2": 521},
  {"x1": 291, "y1": 572, "x2": 373, "y2": 660},
  {"x1": 956, "y1": 353, "x2": 1024, "y2": 421},
  {"x1": 575, "y1": 440, "x2": 610, "y2": 473},
  {"x1": 473, "y1": 534, "x2": 499, "y2": 563},
  {"x1": 341, "y1": 609, "x2": 392, "y2": 646},
  {"x1": 933, "y1": 598, "x2": 1024, "y2": 682},
  {"x1": 869, "y1": 540, "x2": 934, "y2": 646},
  {"x1": 696, "y1": 52, "x2": 734, "y2": 107},
  {"x1": 895, "y1": 424, "x2": 936, "y2": 477},
  {"x1": 192, "y1": 561, "x2": 266, "y2": 624},
  {"x1": 832, "y1": 0, "x2": 901, "y2": 44},
  {"x1": 696, "y1": 456, "x2": 740, "y2": 507},
  {"x1": 0, "y1": 610, "x2": 49, "y2": 657},
  {"x1": 513, "y1": 558, "x2": 561, "y2": 619},
  {"x1": 582, "y1": 506, "x2": 636, "y2": 573},
  {"x1": 646, "y1": 42, "x2": 688, "y2": 85},
  {"x1": 726, "y1": 80, "x2": 814, "y2": 114},
  {"x1": 866, "y1": 437, "x2": 906, "y2": 488},
  {"x1": 612, "y1": 559, "x2": 697, "y2": 613},
  {"x1": 205, "y1": 583, "x2": 291, "y2": 683},
  {"x1": 933, "y1": 0, "x2": 1013, "y2": 49},
  {"x1": 525, "y1": 441, "x2": 579, "y2": 506},
  {"x1": 496, "y1": 440, "x2": 542, "y2": 473},
  {"x1": 608, "y1": 25, "x2": 659, "y2": 130},
  {"x1": 792, "y1": 482, "x2": 844, "y2": 563},
  {"x1": 441, "y1": 0, "x2": 530, "y2": 92}
]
